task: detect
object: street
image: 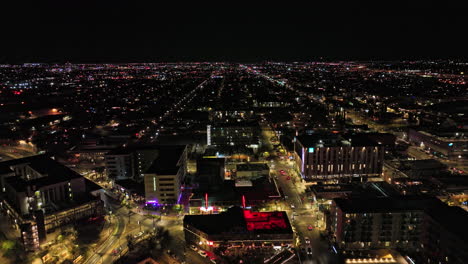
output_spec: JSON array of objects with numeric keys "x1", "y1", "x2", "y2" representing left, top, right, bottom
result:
[{"x1": 261, "y1": 122, "x2": 329, "y2": 264}]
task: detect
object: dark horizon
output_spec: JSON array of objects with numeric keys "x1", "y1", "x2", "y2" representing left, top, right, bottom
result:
[{"x1": 1, "y1": 3, "x2": 467, "y2": 63}]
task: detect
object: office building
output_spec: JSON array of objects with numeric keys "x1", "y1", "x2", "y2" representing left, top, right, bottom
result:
[
  {"x1": 105, "y1": 145, "x2": 160, "y2": 181},
  {"x1": 0, "y1": 155, "x2": 103, "y2": 251},
  {"x1": 294, "y1": 133, "x2": 387, "y2": 182},
  {"x1": 330, "y1": 197, "x2": 468, "y2": 264},
  {"x1": 143, "y1": 146, "x2": 186, "y2": 205},
  {"x1": 207, "y1": 121, "x2": 260, "y2": 147}
]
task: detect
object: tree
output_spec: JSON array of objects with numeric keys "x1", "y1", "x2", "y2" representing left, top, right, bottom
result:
[
  {"x1": 126, "y1": 234, "x2": 135, "y2": 252},
  {"x1": 1, "y1": 240, "x2": 26, "y2": 262},
  {"x1": 172, "y1": 204, "x2": 183, "y2": 213}
]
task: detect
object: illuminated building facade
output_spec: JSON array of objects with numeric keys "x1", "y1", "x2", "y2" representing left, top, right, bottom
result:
[
  {"x1": 294, "y1": 133, "x2": 386, "y2": 182},
  {"x1": 207, "y1": 121, "x2": 260, "y2": 147},
  {"x1": 0, "y1": 155, "x2": 104, "y2": 251},
  {"x1": 144, "y1": 146, "x2": 186, "y2": 205},
  {"x1": 331, "y1": 197, "x2": 468, "y2": 264}
]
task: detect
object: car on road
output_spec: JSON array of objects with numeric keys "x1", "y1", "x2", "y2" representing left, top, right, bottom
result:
[
  {"x1": 198, "y1": 250, "x2": 208, "y2": 257},
  {"x1": 307, "y1": 247, "x2": 313, "y2": 255},
  {"x1": 279, "y1": 170, "x2": 286, "y2": 175},
  {"x1": 308, "y1": 225, "x2": 314, "y2": 230},
  {"x1": 290, "y1": 204, "x2": 295, "y2": 209},
  {"x1": 134, "y1": 231, "x2": 144, "y2": 238},
  {"x1": 304, "y1": 237, "x2": 310, "y2": 244},
  {"x1": 286, "y1": 176, "x2": 291, "y2": 180}
]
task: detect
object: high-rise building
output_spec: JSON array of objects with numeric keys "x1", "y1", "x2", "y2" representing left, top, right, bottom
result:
[
  {"x1": 105, "y1": 146, "x2": 160, "y2": 181},
  {"x1": 143, "y1": 146, "x2": 187, "y2": 205},
  {"x1": 330, "y1": 197, "x2": 468, "y2": 264},
  {"x1": 294, "y1": 132, "x2": 390, "y2": 183}
]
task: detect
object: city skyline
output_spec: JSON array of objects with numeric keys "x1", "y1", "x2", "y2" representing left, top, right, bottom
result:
[{"x1": 0, "y1": 3, "x2": 467, "y2": 264}]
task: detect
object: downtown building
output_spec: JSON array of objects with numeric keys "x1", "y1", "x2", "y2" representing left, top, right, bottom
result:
[
  {"x1": 143, "y1": 146, "x2": 187, "y2": 205},
  {"x1": 207, "y1": 121, "x2": 261, "y2": 148},
  {"x1": 408, "y1": 129, "x2": 467, "y2": 161},
  {"x1": 294, "y1": 132, "x2": 391, "y2": 183},
  {"x1": 184, "y1": 206, "x2": 293, "y2": 251},
  {"x1": 330, "y1": 197, "x2": 468, "y2": 264},
  {"x1": 104, "y1": 145, "x2": 160, "y2": 181},
  {"x1": 0, "y1": 155, "x2": 104, "y2": 251}
]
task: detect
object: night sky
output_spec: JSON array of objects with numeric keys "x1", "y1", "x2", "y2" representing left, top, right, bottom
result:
[{"x1": 1, "y1": 3, "x2": 466, "y2": 63}]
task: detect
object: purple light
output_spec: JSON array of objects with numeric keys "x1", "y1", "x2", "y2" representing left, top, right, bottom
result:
[
  {"x1": 177, "y1": 193, "x2": 183, "y2": 204},
  {"x1": 146, "y1": 200, "x2": 160, "y2": 206}
]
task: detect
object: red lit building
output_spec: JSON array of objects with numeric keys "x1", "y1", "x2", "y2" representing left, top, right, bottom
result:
[{"x1": 183, "y1": 206, "x2": 293, "y2": 251}]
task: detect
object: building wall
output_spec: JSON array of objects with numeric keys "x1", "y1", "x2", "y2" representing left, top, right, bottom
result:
[
  {"x1": 209, "y1": 125, "x2": 260, "y2": 146},
  {"x1": 20, "y1": 223, "x2": 40, "y2": 251},
  {"x1": 184, "y1": 224, "x2": 293, "y2": 252},
  {"x1": 331, "y1": 201, "x2": 425, "y2": 251},
  {"x1": 332, "y1": 209, "x2": 423, "y2": 250},
  {"x1": 421, "y1": 215, "x2": 468, "y2": 264},
  {"x1": 144, "y1": 170, "x2": 182, "y2": 204},
  {"x1": 296, "y1": 143, "x2": 384, "y2": 181},
  {"x1": 43, "y1": 199, "x2": 103, "y2": 231},
  {"x1": 134, "y1": 149, "x2": 159, "y2": 180},
  {"x1": 105, "y1": 153, "x2": 133, "y2": 179}
]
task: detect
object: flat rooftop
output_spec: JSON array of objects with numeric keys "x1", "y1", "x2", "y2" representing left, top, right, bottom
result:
[
  {"x1": 297, "y1": 132, "x2": 394, "y2": 148},
  {"x1": 236, "y1": 163, "x2": 269, "y2": 171},
  {"x1": 146, "y1": 146, "x2": 185, "y2": 175},
  {"x1": 334, "y1": 196, "x2": 437, "y2": 213},
  {"x1": 1, "y1": 155, "x2": 83, "y2": 191},
  {"x1": 184, "y1": 206, "x2": 293, "y2": 236}
]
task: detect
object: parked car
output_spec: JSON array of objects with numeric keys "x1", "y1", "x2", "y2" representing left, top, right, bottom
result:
[{"x1": 134, "y1": 231, "x2": 144, "y2": 238}]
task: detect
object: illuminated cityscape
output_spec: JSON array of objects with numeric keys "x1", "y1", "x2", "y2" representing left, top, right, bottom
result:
[{"x1": 0, "y1": 3, "x2": 467, "y2": 264}]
